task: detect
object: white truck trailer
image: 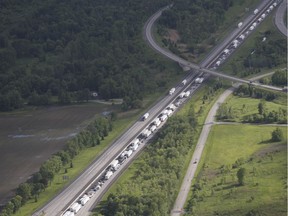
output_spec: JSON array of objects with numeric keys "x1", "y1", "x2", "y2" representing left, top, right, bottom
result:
[
  {"x1": 182, "y1": 79, "x2": 187, "y2": 85},
  {"x1": 169, "y1": 88, "x2": 175, "y2": 95},
  {"x1": 110, "y1": 159, "x2": 119, "y2": 170},
  {"x1": 63, "y1": 211, "x2": 75, "y2": 216},
  {"x1": 70, "y1": 203, "x2": 81, "y2": 214},
  {"x1": 184, "y1": 91, "x2": 191, "y2": 97},
  {"x1": 105, "y1": 171, "x2": 113, "y2": 180},
  {"x1": 179, "y1": 92, "x2": 186, "y2": 98},
  {"x1": 153, "y1": 118, "x2": 161, "y2": 127},
  {"x1": 80, "y1": 195, "x2": 90, "y2": 206},
  {"x1": 160, "y1": 114, "x2": 168, "y2": 122},
  {"x1": 142, "y1": 112, "x2": 149, "y2": 121}
]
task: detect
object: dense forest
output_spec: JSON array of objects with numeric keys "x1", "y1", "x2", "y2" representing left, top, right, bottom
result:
[
  {"x1": 0, "y1": 0, "x2": 178, "y2": 111},
  {"x1": 158, "y1": 0, "x2": 234, "y2": 55}
]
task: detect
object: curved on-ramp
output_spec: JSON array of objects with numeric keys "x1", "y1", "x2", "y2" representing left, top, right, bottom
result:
[
  {"x1": 274, "y1": 0, "x2": 287, "y2": 37},
  {"x1": 144, "y1": 4, "x2": 283, "y2": 92}
]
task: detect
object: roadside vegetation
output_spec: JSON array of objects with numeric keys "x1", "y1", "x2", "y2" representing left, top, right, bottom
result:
[
  {"x1": 185, "y1": 124, "x2": 287, "y2": 216},
  {"x1": 217, "y1": 87, "x2": 287, "y2": 123},
  {"x1": 157, "y1": 0, "x2": 260, "y2": 62},
  {"x1": 221, "y1": 11, "x2": 287, "y2": 78},
  {"x1": 93, "y1": 80, "x2": 227, "y2": 215}
]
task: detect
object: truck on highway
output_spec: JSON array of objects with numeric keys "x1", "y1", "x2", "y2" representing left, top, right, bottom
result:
[
  {"x1": 110, "y1": 159, "x2": 119, "y2": 169},
  {"x1": 167, "y1": 104, "x2": 176, "y2": 111},
  {"x1": 179, "y1": 92, "x2": 186, "y2": 98},
  {"x1": 254, "y1": 9, "x2": 259, "y2": 15},
  {"x1": 63, "y1": 211, "x2": 75, "y2": 216},
  {"x1": 142, "y1": 112, "x2": 149, "y2": 121},
  {"x1": 70, "y1": 203, "x2": 81, "y2": 214},
  {"x1": 79, "y1": 195, "x2": 89, "y2": 206},
  {"x1": 184, "y1": 91, "x2": 191, "y2": 97},
  {"x1": 169, "y1": 88, "x2": 175, "y2": 95},
  {"x1": 152, "y1": 118, "x2": 161, "y2": 127},
  {"x1": 105, "y1": 171, "x2": 113, "y2": 180},
  {"x1": 182, "y1": 79, "x2": 187, "y2": 85},
  {"x1": 160, "y1": 114, "x2": 168, "y2": 122},
  {"x1": 195, "y1": 77, "x2": 204, "y2": 84}
]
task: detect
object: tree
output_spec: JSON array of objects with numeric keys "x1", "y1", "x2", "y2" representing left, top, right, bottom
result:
[
  {"x1": 257, "y1": 101, "x2": 265, "y2": 115},
  {"x1": 237, "y1": 168, "x2": 246, "y2": 186},
  {"x1": 11, "y1": 195, "x2": 22, "y2": 213},
  {"x1": 271, "y1": 127, "x2": 283, "y2": 142},
  {"x1": 16, "y1": 183, "x2": 31, "y2": 204},
  {"x1": 3, "y1": 201, "x2": 14, "y2": 215}
]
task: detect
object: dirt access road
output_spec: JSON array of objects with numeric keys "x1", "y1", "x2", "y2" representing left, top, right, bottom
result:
[{"x1": 0, "y1": 103, "x2": 111, "y2": 206}]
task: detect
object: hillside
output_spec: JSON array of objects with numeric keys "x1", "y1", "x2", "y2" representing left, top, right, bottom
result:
[{"x1": 0, "y1": 0, "x2": 177, "y2": 111}]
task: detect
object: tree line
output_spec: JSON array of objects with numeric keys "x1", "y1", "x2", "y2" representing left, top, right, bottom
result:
[
  {"x1": 0, "y1": 116, "x2": 114, "y2": 216},
  {"x1": 0, "y1": 0, "x2": 179, "y2": 111},
  {"x1": 95, "y1": 106, "x2": 198, "y2": 216}
]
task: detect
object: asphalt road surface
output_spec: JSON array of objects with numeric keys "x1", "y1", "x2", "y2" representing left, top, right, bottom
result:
[
  {"x1": 144, "y1": 1, "x2": 283, "y2": 92},
  {"x1": 274, "y1": 0, "x2": 287, "y2": 36},
  {"x1": 170, "y1": 69, "x2": 281, "y2": 216}
]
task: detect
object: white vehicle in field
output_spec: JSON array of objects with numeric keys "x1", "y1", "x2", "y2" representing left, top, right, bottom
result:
[
  {"x1": 254, "y1": 9, "x2": 259, "y2": 15},
  {"x1": 237, "y1": 22, "x2": 243, "y2": 28},
  {"x1": 169, "y1": 88, "x2": 175, "y2": 95}
]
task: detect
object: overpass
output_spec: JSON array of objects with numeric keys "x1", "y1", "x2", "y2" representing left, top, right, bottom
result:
[{"x1": 144, "y1": 3, "x2": 283, "y2": 92}]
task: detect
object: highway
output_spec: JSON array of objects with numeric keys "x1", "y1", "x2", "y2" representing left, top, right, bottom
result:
[
  {"x1": 34, "y1": 1, "x2": 284, "y2": 216},
  {"x1": 274, "y1": 0, "x2": 287, "y2": 36},
  {"x1": 170, "y1": 71, "x2": 280, "y2": 216},
  {"x1": 33, "y1": 53, "x2": 200, "y2": 216},
  {"x1": 144, "y1": 0, "x2": 283, "y2": 92}
]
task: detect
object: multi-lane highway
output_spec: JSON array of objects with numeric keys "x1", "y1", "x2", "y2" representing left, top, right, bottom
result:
[
  {"x1": 33, "y1": 56, "x2": 200, "y2": 216},
  {"x1": 34, "y1": 1, "x2": 284, "y2": 216},
  {"x1": 144, "y1": 0, "x2": 283, "y2": 92}
]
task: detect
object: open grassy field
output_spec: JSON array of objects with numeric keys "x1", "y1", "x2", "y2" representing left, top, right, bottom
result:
[
  {"x1": 186, "y1": 124, "x2": 287, "y2": 216},
  {"x1": 219, "y1": 94, "x2": 287, "y2": 122}
]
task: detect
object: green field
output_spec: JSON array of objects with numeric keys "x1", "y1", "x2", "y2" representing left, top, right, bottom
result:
[
  {"x1": 218, "y1": 94, "x2": 287, "y2": 122},
  {"x1": 186, "y1": 124, "x2": 287, "y2": 216}
]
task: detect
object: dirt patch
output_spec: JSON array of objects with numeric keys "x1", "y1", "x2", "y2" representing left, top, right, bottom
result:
[
  {"x1": 166, "y1": 29, "x2": 180, "y2": 43},
  {"x1": 0, "y1": 103, "x2": 114, "y2": 205},
  {"x1": 254, "y1": 143, "x2": 287, "y2": 158}
]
